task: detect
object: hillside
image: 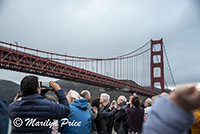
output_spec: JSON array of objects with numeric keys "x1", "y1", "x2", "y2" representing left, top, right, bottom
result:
[
  {"x1": 0, "y1": 80, "x2": 20, "y2": 104},
  {"x1": 55, "y1": 80, "x2": 134, "y2": 101},
  {"x1": 0, "y1": 79, "x2": 159, "y2": 105}
]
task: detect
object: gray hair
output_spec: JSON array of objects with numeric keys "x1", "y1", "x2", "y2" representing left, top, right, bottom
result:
[
  {"x1": 145, "y1": 98, "x2": 152, "y2": 106},
  {"x1": 118, "y1": 95, "x2": 127, "y2": 102},
  {"x1": 67, "y1": 90, "x2": 81, "y2": 100},
  {"x1": 100, "y1": 93, "x2": 110, "y2": 103}
]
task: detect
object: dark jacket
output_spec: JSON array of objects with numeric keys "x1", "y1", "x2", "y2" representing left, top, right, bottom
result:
[
  {"x1": 0, "y1": 98, "x2": 9, "y2": 134},
  {"x1": 59, "y1": 99, "x2": 92, "y2": 134},
  {"x1": 114, "y1": 102, "x2": 128, "y2": 134},
  {"x1": 88, "y1": 102, "x2": 97, "y2": 120},
  {"x1": 105, "y1": 104, "x2": 115, "y2": 134},
  {"x1": 126, "y1": 104, "x2": 144, "y2": 133},
  {"x1": 87, "y1": 102, "x2": 97, "y2": 132},
  {"x1": 95, "y1": 104, "x2": 117, "y2": 134},
  {"x1": 9, "y1": 90, "x2": 70, "y2": 134}
]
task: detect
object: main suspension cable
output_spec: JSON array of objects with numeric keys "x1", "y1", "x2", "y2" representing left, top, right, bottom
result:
[{"x1": 163, "y1": 44, "x2": 176, "y2": 88}]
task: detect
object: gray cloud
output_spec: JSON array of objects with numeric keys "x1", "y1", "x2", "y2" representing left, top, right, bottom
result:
[{"x1": 0, "y1": 0, "x2": 199, "y2": 86}]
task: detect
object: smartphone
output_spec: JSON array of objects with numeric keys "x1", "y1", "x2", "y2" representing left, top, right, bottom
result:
[
  {"x1": 133, "y1": 93, "x2": 137, "y2": 96},
  {"x1": 40, "y1": 82, "x2": 53, "y2": 90},
  {"x1": 41, "y1": 82, "x2": 50, "y2": 87}
]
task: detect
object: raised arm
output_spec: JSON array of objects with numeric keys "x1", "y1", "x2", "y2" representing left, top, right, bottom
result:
[{"x1": 49, "y1": 81, "x2": 70, "y2": 119}]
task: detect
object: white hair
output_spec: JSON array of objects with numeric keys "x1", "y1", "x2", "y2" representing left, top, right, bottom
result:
[
  {"x1": 100, "y1": 93, "x2": 110, "y2": 103},
  {"x1": 67, "y1": 90, "x2": 81, "y2": 100},
  {"x1": 145, "y1": 98, "x2": 152, "y2": 105},
  {"x1": 118, "y1": 95, "x2": 127, "y2": 102}
]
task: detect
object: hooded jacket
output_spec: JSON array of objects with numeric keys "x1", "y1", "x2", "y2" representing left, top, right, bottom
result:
[{"x1": 60, "y1": 99, "x2": 91, "y2": 134}]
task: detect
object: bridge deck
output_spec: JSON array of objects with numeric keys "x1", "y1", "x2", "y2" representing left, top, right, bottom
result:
[{"x1": 0, "y1": 42, "x2": 157, "y2": 97}]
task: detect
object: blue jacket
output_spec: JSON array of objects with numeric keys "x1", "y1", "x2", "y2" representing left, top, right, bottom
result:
[
  {"x1": 0, "y1": 98, "x2": 9, "y2": 134},
  {"x1": 60, "y1": 99, "x2": 92, "y2": 134},
  {"x1": 143, "y1": 96, "x2": 194, "y2": 134},
  {"x1": 9, "y1": 90, "x2": 70, "y2": 134}
]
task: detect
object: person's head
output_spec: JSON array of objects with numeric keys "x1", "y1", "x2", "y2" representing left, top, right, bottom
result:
[
  {"x1": 132, "y1": 96, "x2": 141, "y2": 108},
  {"x1": 20, "y1": 75, "x2": 40, "y2": 96},
  {"x1": 80, "y1": 90, "x2": 91, "y2": 101},
  {"x1": 151, "y1": 95, "x2": 158, "y2": 104},
  {"x1": 100, "y1": 93, "x2": 110, "y2": 106},
  {"x1": 67, "y1": 90, "x2": 80, "y2": 104},
  {"x1": 160, "y1": 92, "x2": 169, "y2": 97},
  {"x1": 45, "y1": 95, "x2": 57, "y2": 102},
  {"x1": 151, "y1": 93, "x2": 169, "y2": 104},
  {"x1": 91, "y1": 98, "x2": 100, "y2": 108},
  {"x1": 144, "y1": 98, "x2": 152, "y2": 108},
  {"x1": 117, "y1": 95, "x2": 127, "y2": 105}
]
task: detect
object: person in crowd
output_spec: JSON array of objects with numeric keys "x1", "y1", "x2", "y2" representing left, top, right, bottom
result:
[
  {"x1": 100, "y1": 93, "x2": 115, "y2": 134},
  {"x1": 144, "y1": 98, "x2": 152, "y2": 120},
  {"x1": 81, "y1": 90, "x2": 98, "y2": 134},
  {"x1": 93, "y1": 93, "x2": 117, "y2": 134},
  {"x1": 151, "y1": 92, "x2": 169, "y2": 104},
  {"x1": 9, "y1": 75, "x2": 70, "y2": 134},
  {"x1": 45, "y1": 95, "x2": 57, "y2": 102},
  {"x1": 151, "y1": 95, "x2": 158, "y2": 104},
  {"x1": 160, "y1": 92, "x2": 169, "y2": 97},
  {"x1": 114, "y1": 95, "x2": 128, "y2": 134},
  {"x1": 44, "y1": 95, "x2": 59, "y2": 134},
  {"x1": 191, "y1": 109, "x2": 200, "y2": 134},
  {"x1": 126, "y1": 95, "x2": 144, "y2": 134},
  {"x1": 0, "y1": 98, "x2": 9, "y2": 134},
  {"x1": 91, "y1": 99, "x2": 100, "y2": 112},
  {"x1": 59, "y1": 90, "x2": 92, "y2": 134},
  {"x1": 80, "y1": 90, "x2": 91, "y2": 102},
  {"x1": 80, "y1": 90, "x2": 97, "y2": 120},
  {"x1": 91, "y1": 99, "x2": 101, "y2": 134},
  {"x1": 143, "y1": 84, "x2": 200, "y2": 134}
]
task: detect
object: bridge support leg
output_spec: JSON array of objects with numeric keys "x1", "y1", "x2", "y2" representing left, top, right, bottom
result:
[{"x1": 150, "y1": 39, "x2": 164, "y2": 92}]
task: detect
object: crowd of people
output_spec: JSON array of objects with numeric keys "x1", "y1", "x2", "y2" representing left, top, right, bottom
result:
[{"x1": 0, "y1": 75, "x2": 200, "y2": 134}]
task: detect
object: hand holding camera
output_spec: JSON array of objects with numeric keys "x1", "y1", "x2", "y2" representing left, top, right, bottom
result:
[
  {"x1": 49, "y1": 81, "x2": 61, "y2": 92},
  {"x1": 14, "y1": 91, "x2": 22, "y2": 102},
  {"x1": 40, "y1": 81, "x2": 61, "y2": 97},
  {"x1": 93, "y1": 107, "x2": 98, "y2": 114},
  {"x1": 110, "y1": 100, "x2": 117, "y2": 108}
]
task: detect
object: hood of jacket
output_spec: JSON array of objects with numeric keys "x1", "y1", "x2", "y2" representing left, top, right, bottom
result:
[{"x1": 71, "y1": 99, "x2": 88, "y2": 110}]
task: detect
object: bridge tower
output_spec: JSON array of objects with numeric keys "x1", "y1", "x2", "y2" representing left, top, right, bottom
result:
[{"x1": 150, "y1": 39, "x2": 164, "y2": 92}]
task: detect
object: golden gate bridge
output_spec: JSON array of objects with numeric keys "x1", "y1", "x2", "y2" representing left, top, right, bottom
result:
[{"x1": 0, "y1": 39, "x2": 176, "y2": 97}]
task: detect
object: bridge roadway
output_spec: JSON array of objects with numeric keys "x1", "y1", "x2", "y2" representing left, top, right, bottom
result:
[{"x1": 0, "y1": 43, "x2": 157, "y2": 97}]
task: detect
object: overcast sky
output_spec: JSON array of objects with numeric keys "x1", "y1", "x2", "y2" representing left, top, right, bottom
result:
[{"x1": 0, "y1": 0, "x2": 200, "y2": 88}]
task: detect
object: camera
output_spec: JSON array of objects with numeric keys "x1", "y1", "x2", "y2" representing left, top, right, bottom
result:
[
  {"x1": 133, "y1": 93, "x2": 137, "y2": 97},
  {"x1": 40, "y1": 82, "x2": 53, "y2": 97}
]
